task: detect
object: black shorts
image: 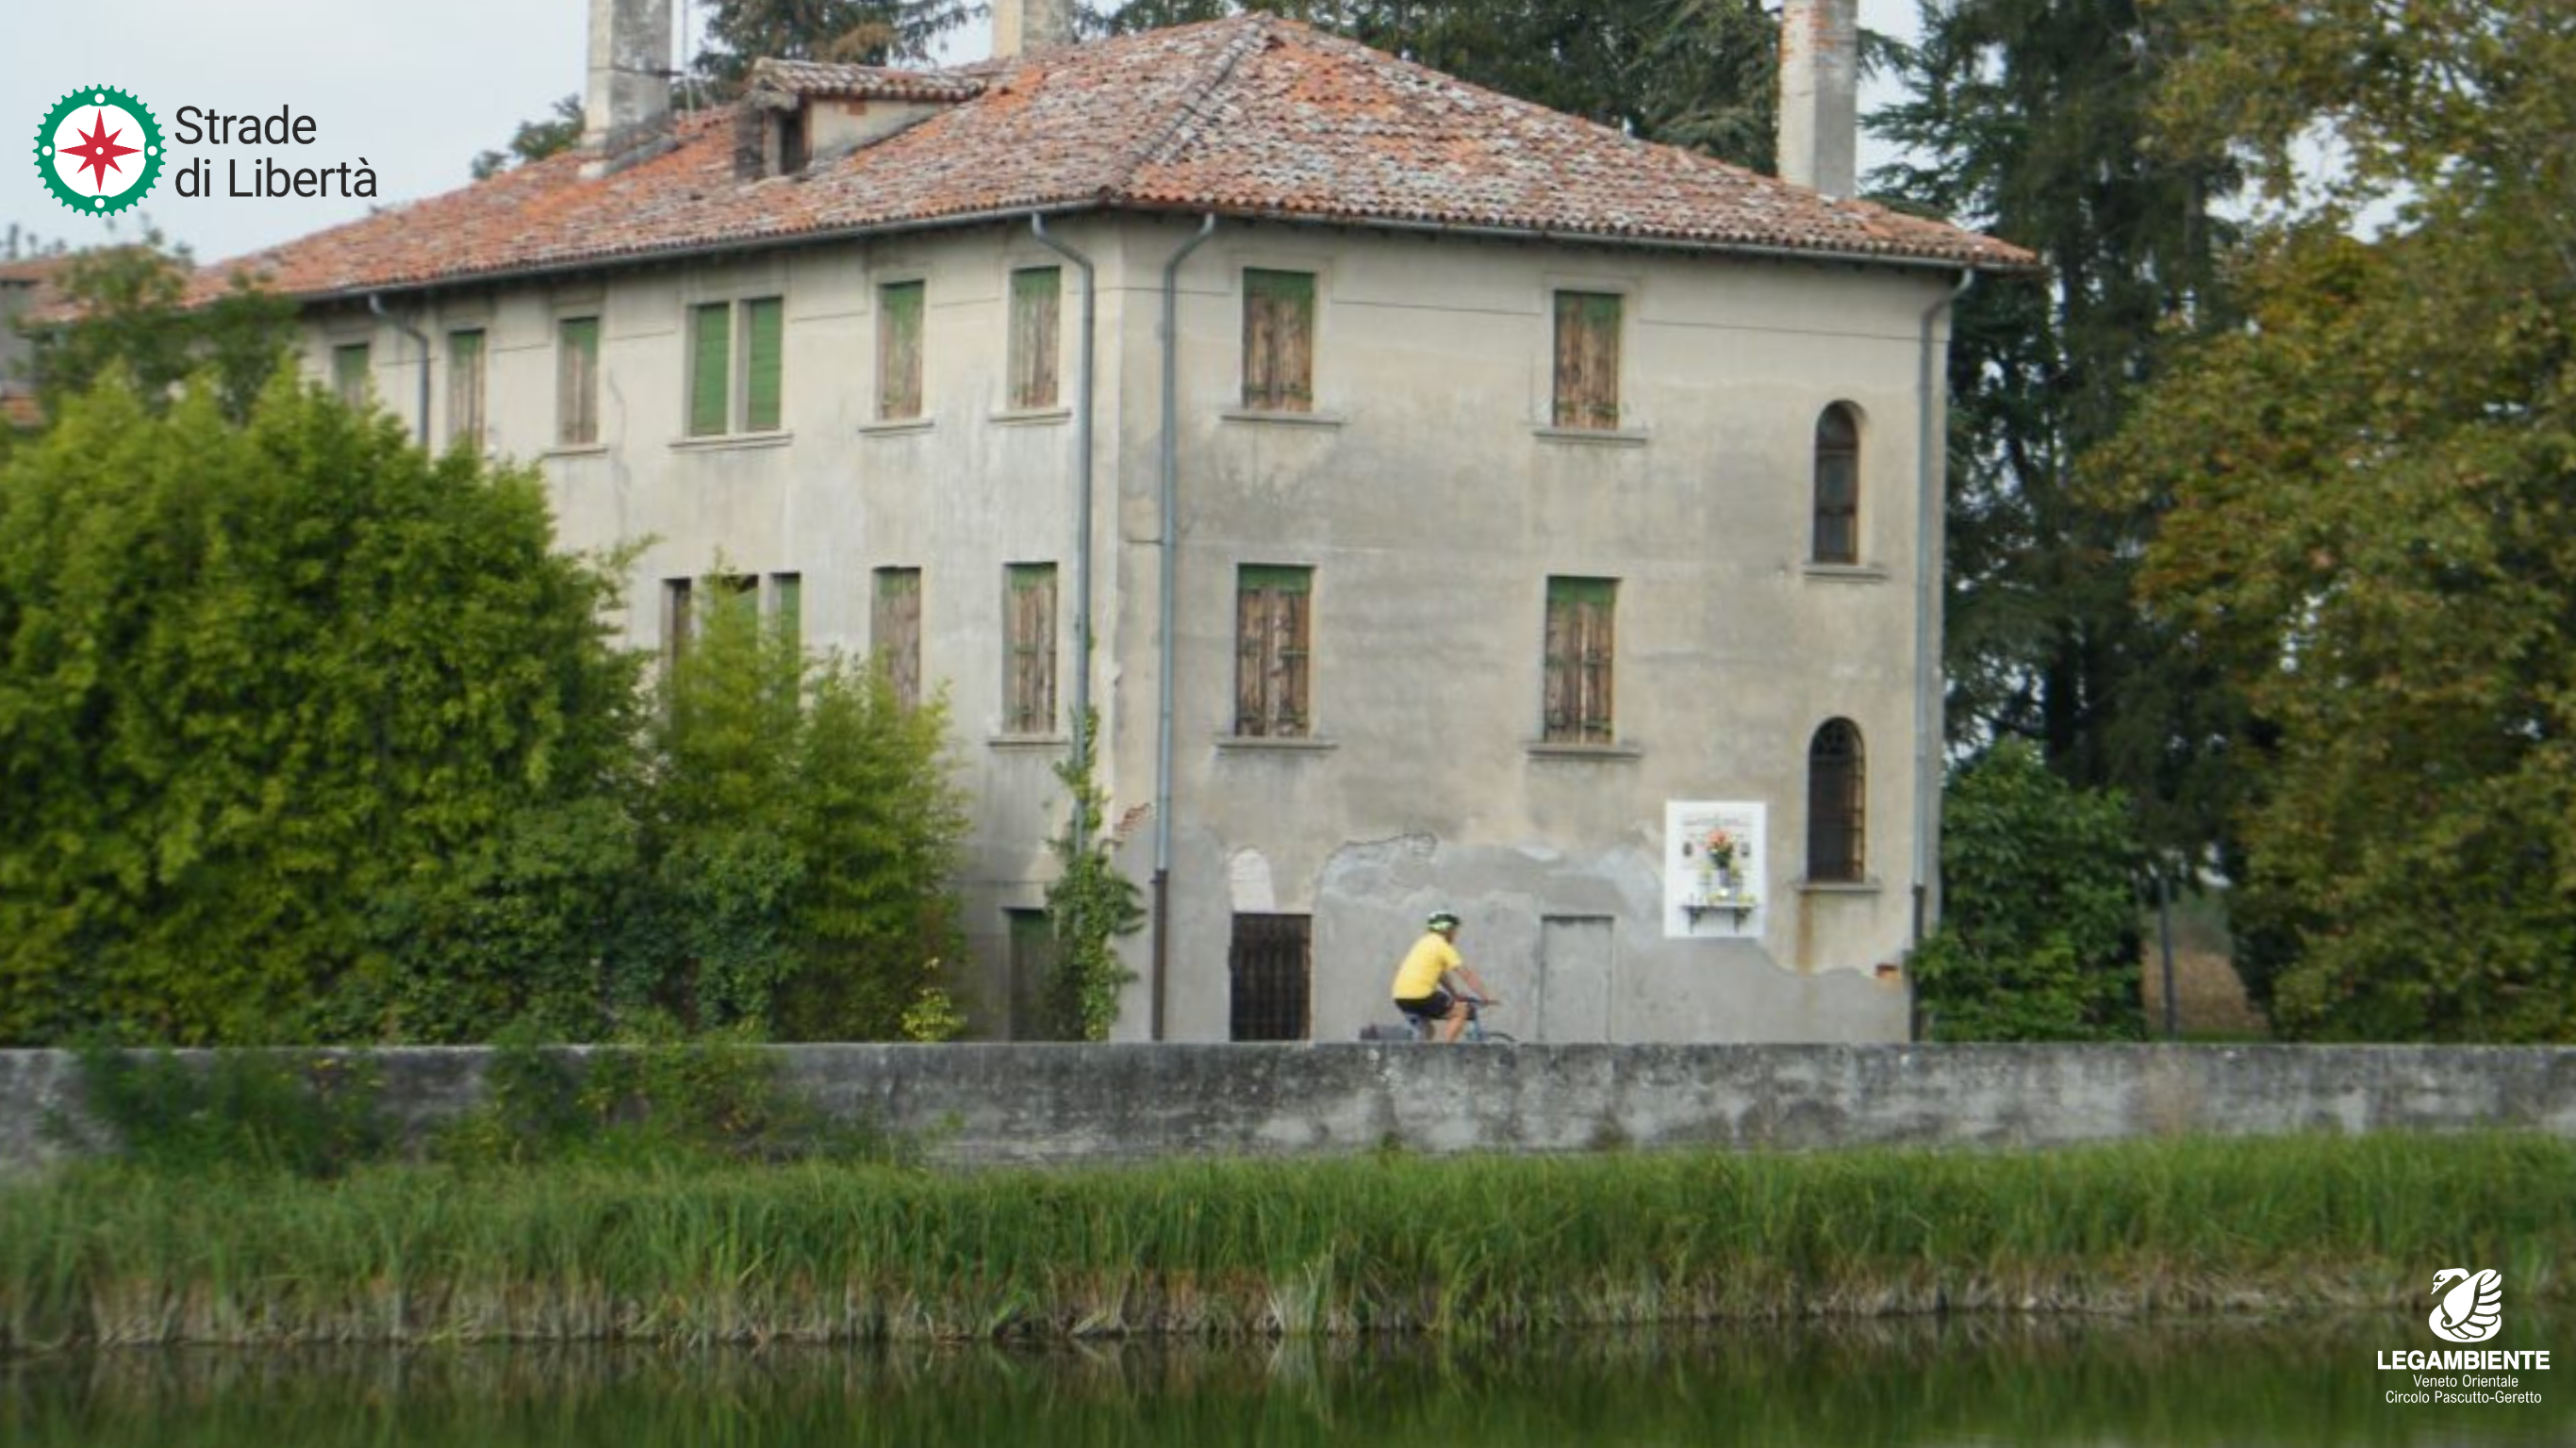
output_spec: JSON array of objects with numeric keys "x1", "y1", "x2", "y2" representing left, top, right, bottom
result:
[{"x1": 1395, "y1": 989, "x2": 1455, "y2": 1022}]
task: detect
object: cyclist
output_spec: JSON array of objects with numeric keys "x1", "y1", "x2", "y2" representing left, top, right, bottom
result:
[{"x1": 1391, "y1": 910, "x2": 1501, "y2": 1044}]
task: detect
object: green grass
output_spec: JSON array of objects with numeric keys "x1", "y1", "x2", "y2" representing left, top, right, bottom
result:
[{"x1": 5, "y1": 1132, "x2": 2570, "y2": 1351}]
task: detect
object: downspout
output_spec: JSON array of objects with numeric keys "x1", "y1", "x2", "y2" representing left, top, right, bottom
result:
[
  {"x1": 1911, "y1": 269, "x2": 1974, "y2": 957},
  {"x1": 1031, "y1": 215, "x2": 1097, "y2": 843},
  {"x1": 366, "y1": 291, "x2": 431, "y2": 448},
  {"x1": 1150, "y1": 214, "x2": 1217, "y2": 1042}
]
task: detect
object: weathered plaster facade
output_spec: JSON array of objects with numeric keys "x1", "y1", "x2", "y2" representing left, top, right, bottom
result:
[
  {"x1": 249, "y1": 10, "x2": 2025, "y2": 1044},
  {"x1": 303, "y1": 213, "x2": 1940, "y2": 1043}
]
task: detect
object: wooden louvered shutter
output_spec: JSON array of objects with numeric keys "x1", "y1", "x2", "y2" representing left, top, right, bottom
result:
[
  {"x1": 1235, "y1": 567, "x2": 1313, "y2": 737},
  {"x1": 1007, "y1": 564, "x2": 1057, "y2": 734},
  {"x1": 873, "y1": 568, "x2": 922, "y2": 711},
  {"x1": 557, "y1": 316, "x2": 600, "y2": 446},
  {"x1": 1544, "y1": 577, "x2": 1616, "y2": 744},
  {"x1": 1552, "y1": 291, "x2": 1622, "y2": 431},
  {"x1": 743, "y1": 297, "x2": 784, "y2": 432},
  {"x1": 1242, "y1": 270, "x2": 1314, "y2": 412},
  {"x1": 878, "y1": 280, "x2": 925, "y2": 420},
  {"x1": 1010, "y1": 267, "x2": 1061, "y2": 410},
  {"x1": 688, "y1": 302, "x2": 731, "y2": 436}
]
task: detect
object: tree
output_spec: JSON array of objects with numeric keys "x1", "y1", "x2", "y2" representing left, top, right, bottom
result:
[
  {"x1": 2095, "y1": 0, "x2": 2576, "y2": 1041},
  {"x1": 635, "y1": 581, "x2": 970, "y2": 1040},
  {"x1": 1909, "y1": 740, "x2": 2142, "y2": 1040},
  {"x1": 29, "y1": 234, "x2": 295, "y2": 424},
  {"x1": 1099, "y1": 0, "x2": 1787, "y2": 172},
  {"x1": 1039, "y1": 712, "x2": 1144, "y2": 1041},
  {"x1": 0, "y1": 375, "x2": 641, "y2": 1045},
  {"x1": 1874, "y1": 0, "x2": 2246, "y2": 866},
  {"x1": 471, "y1": 93, "x2": 586, "y2": 180}
]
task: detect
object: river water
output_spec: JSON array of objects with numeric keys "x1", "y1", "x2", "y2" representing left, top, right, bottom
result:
[{"x1": 3, "y1": 1312, "x2": 2565, "y2": 1445}]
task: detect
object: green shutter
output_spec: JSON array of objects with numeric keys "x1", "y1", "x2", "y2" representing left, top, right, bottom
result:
[
  {"x1": 332, "y1": 342, "x2": 371, "y2": 406},
  {"x1": 1547, "y1": 576, "x2": 1617, "y2": 608},
  {"x1": 744, "y1": 297, "x2": 784, "y2": 432},
  {"x1": 879, "y1": 281, "x2": 925, "y2": 420},
  {"x1": 688, "y1": 303, "x2": 732, "y2": 436},
  {"x1": 1238, "y1": 564, "x2": 1313, "y2": 594},
  {"x1": 557, "y1": 316, "x2": 600, "y2": 446}
]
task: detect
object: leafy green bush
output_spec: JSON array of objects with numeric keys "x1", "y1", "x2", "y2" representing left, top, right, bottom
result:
[
  {"x1": 635, "y1": 585, "x2": 969, "y2": 1040},
  {"x1": 1911, "y1": 741, "x2": 2144, "y2": 1040},
  {"x1": 1039, "y1": 714, "x2": 1144, "y2": 1041},
  {"x1": 66, "y1": 1045, "x2": 388, "y2": 1179}
]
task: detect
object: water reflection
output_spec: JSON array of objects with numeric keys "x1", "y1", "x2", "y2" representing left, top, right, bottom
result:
[{"x1": 3, "y1": 1313, "x2": 2564, "y2": 1446}]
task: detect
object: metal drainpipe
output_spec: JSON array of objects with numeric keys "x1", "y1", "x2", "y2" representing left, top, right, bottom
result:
[
  {"x1": 1030, "y1": 215, "x2": 1097, "y2": 844},
  {"x1": 1911, "y1": 269, "x2": 1974, "y2": 954},
  {"x1": 366, "y1": 292, "x2": 431, "y2": 448},
  {"x1": 1149, "y1": 215, "x2": 1217, "y2": 1042}
]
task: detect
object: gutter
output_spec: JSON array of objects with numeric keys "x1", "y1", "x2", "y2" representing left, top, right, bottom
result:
[
  {"x1": 1911, "y1": 269, "x2": 1974, "y2": 955},
  {"x1": 1149, "y1": 214, "x2": 1218, "y2": 1043},
  {"x1": 280, "y1": 202, "x2": 2021, "y2": 312},
  {"x1": 366, "y1": 291, "x2": 432, "y2": 447},
  {"x1": 1030, "y1": 214, "x2": 1098, "y2": 847}
]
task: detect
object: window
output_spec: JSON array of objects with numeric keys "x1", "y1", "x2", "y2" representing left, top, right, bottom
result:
[
  {"x1": 1229, "y1": 913, "x2": 1312, "y2": 1042},
  {"x1": 872, "y1": 567, "x2": 922, "y2": 710},
  {"x1": 768, "y1": 571, "x2": 802, "y2": 657},
  {"x1": 687, "y1": 296, "x2": 784, "y2": 437},
  {"x1": 1240, "y1": 268, "x2": 1314, "y2": 412},
  {"x1": 331, "y1": 342, "x2": 370, "y2": 407},
  {"x1": 1007, "y1": 266, "x2": 1061, "y2": 410},
  {"x1": 662, "y1": 577, "x2": 694, "y2": 669},
  {"x1": 1234, "y1": 566, "x2": 1313, "y2": 738},
  {"x1": 557, "y1": 315, "x2": 601, "y2": 446},
  {"x1": 1813, "y1": 403, "x2": 1860, "y2": 565},
  {"x1": 1004, "y1": 563, "x2": 1058, "y2": 735},
  {"x1": 1551, "y1": 290, "x2": 1622, "y2": 430},
  {"x1": 446, "y1": 328, "x2": 486, "y2": 450},
  {"x1": 877, "y1": 280, "x2": 925, "y2": 421},
  {"x1": 1006, "y1": 908, "x2": 1058, "y2": 1040},
  {"x1": 1542, "y1": 576, "x2": 1617, "y2": 745},
  {"x1": 1807, "y1": 719, "x2": 1866, "y2": 882},
  {"x1": 664, "y1": 573, "x2": 756, "y2": 670}
]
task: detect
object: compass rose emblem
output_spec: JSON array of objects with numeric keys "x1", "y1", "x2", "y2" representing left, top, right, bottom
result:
[{"x1": 33, "y1": 86, "x2": 164, "y2": 216}]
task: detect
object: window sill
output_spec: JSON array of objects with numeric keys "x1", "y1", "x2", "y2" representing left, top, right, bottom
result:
[
  {"x1": 987, "y1": 733, "x2": 1069, "y2": 751},
  {"x1": 1797, "y1": 877, "x2": 1882, "y2": 896},
  {"x1": 671, "y1": 429, "x2": 794, "y2": 452},
  {"x1": 990, "y1": 406, "x2": 1072, "y2": 427},
  {"x1": 1220, "y1": 407, "x2": 1346, "y2": 429},
  {"x1": 1525, "y1": 741, "x2": 1643, "y2": 762},
  {"x1": 544, "y1": 442, "x2": 610, "y2": 459},
  {"x1": 860, "y1": 418, "x2": 936, "y2": 437},
  {"x1": 1532, "y1": 425, "x2": 1649, "y2": 448},
  {"x1": 1215, "y1": 734, "x2": 1337, "y2": 753},
  {"x1": 1802, "y1": 563, "x2": 1889, "y2": 584}
]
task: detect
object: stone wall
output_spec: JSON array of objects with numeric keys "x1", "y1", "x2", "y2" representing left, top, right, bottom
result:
[{"x1": 6, "y1": 1043, "x2": 2573, "y2": 1176}]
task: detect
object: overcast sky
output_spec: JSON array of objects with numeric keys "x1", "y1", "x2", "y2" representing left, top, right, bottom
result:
[{"x1": 8, "y1": 1, "x2": 1923, "y2": 270}]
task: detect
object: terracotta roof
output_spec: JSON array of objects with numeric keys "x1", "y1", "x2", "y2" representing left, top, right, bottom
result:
[
  {"x1": 201, "y1": 15, "x2": 2029, "y2": 301},
  {"x1": 744, "y1": 58, "x2": 987, "y2": 104}
]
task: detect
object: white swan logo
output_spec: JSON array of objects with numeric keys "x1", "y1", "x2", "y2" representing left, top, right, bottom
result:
[{"x1": 2429, "y1": 1268, "x2": 2503, "y2": 1343}]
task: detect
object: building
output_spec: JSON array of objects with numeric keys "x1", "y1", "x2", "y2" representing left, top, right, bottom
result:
[{"x1": 207, "y1": 0, "x2": 2030, "y2": 1043}]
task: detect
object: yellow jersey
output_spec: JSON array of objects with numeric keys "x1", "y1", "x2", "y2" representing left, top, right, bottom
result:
[{"x1": 1392, "y1": 931, "x2": 1461, "y2": 1000}]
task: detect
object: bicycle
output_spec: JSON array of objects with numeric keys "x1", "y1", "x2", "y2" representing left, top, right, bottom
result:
[{"x1": 1362, "y1": 992, "x2": 1516, "y2": 1045}]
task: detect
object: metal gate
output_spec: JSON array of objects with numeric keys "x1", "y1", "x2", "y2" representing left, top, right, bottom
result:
[{"x1": 1228, "y1": 913, "x2": 1312, "y2": 1042}]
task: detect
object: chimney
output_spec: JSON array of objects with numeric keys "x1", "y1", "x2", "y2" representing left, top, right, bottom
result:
[
  {"x1": 1777, "y1": 0, "x2": 1858, "y2": 199},
  {"x1": 992, "y1": 0, "x2": 1076, "y2": 60},
  {"x1": 582, "y1": 0, "x2": 675, "y2": 178}
]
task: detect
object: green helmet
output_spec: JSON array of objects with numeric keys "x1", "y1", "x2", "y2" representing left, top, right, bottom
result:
[{"x1": 1426, "y1": 911, "x2": 1461, "y2": 931}]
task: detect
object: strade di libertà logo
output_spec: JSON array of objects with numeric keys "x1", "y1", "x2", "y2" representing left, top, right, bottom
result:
[
  {"x1": 2378, "y1": 1267, "x2": 2551, "y2": 1408},
  {"x1": 33, "y1": 87, "x2": 164, "y2": 215},
  {"x1": 34, "y1": 86, "x2": 377, "y2": 217}
]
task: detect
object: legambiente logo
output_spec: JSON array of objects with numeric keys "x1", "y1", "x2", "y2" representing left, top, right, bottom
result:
[
  {"x1": 32, "y1": 86, "x2": 164, "y2": 216},
  {"x1": 2377, "y1": 1268, "x2": 2551, "y2": 1407}
]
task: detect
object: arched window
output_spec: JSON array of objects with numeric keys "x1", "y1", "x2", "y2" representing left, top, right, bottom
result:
[
  {"x1": 1808, "y1": 719, "x2": 1865, "y2": 882},
  {"x1": 1812, "y1": 403, "x2": 1860, "y2": 565}
]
